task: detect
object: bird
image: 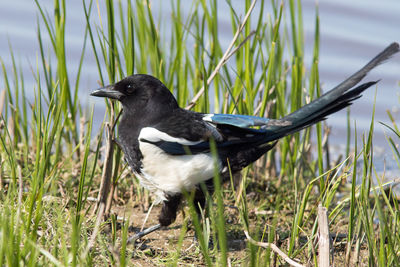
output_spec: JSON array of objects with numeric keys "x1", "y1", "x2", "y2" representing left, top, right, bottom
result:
[{"x1": 91, "y1": 42, "x2": 399, "y2": 242}]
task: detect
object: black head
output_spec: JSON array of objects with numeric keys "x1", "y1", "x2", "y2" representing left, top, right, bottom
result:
[{"x1": 91, "y1": 74, "x2": 179, "y2": 123}]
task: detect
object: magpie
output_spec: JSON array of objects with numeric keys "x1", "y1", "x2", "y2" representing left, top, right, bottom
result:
[{"x1": 91, "y1": 42, "x2": 399, "y2": 242}]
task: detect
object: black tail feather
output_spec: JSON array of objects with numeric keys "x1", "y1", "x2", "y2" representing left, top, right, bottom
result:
[{"x1": 262, "y1": 42, "x2": 399, "y2": 142}]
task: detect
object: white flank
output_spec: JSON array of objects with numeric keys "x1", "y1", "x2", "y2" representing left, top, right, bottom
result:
[{"x1": 137, "y1": 127, "x2": 221, "y2": 203}]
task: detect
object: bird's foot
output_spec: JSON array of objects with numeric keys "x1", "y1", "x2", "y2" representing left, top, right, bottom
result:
[{"x1": 127, "y1": 224, "x2": 161, "y2": 244}]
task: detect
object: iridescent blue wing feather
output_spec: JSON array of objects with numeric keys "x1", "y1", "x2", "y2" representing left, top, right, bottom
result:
[{"x1": 203, "y1": 114, "x2": 270, "y2": 128}]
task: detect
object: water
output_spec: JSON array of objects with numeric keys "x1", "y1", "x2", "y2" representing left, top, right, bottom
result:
[{"x1": 1, "y1": 0, "x2": 399, "y2": 178}]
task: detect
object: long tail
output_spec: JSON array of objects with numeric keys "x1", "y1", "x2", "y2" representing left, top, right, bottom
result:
[{"x1": 263, "y1": 42, "x2": 399, "y2": 142}]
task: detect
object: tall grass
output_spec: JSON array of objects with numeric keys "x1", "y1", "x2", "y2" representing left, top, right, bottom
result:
[{"x1": 0, "y1": 0, "x2": 398, "y2": 266}]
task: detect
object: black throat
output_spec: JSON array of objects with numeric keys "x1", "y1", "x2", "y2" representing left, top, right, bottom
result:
[{"x1": 117, "y1": 110, "x2": 144, "y2": 173}]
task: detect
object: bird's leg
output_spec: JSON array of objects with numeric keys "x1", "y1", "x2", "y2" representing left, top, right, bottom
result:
[
  {"x1": 193, "y1": 187, "x2": 207, "y2": 217},
  {"x1": 194, "y1": 180, "x2": 215, "y2": 217},
  {"x1": 127, "y1": 224, "x2": 161, "y2": 244},
  {"x1": 190, "y1": 185, "x2": 216, "y2": 248},
  {"x1": 128, "y1": 193, "x2": 182, "y2": 244}
]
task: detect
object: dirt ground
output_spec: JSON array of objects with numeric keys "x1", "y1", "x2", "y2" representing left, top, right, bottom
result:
[
  {"x1": 111, "y1": 202, "x2": 249, "y2": 266},
  {"x1": 106, "y1": 200, "x2": 369, "y2": 266}
]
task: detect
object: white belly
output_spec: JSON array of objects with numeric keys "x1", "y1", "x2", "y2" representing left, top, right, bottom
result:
[{"x1": 137, "y1": 141, "x2": 220, "y2": 203}]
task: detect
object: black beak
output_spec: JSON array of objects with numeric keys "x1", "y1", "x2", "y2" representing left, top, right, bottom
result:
[{"x1": 90, "y1": 84, "x2": 125, "y2": 100}]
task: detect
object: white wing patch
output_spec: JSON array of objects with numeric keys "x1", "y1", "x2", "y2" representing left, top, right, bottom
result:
[
  {"x1": 202, "y1": 114, "x2": 214, "y2": 122},
  {"x1": 139, "y1": 127, "x2": 203, "y2": 145},
  {"x1": 137, "y1": 127, "x2": 221, "y2": 203}
]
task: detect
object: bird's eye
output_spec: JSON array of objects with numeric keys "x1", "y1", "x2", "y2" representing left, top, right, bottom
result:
[{"x1": 126, "y1": 84, "x2": 134, "y2": 94}]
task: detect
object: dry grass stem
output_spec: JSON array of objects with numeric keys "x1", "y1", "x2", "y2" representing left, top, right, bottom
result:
[
  {"x1": 244, "y1": 230, "x2": 305, "y2": 267},
  {"x1": 185, "y1": 0, "x2": 258, "y2": 110},
  {"x1": 318, "y1": 204, "x2": 331, "y2": 267}
]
